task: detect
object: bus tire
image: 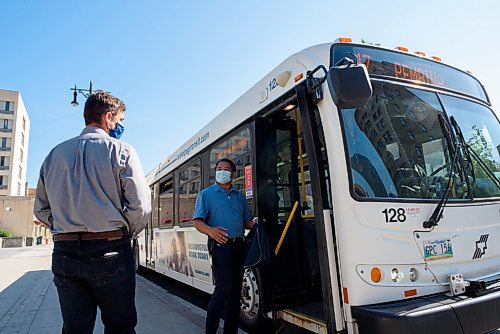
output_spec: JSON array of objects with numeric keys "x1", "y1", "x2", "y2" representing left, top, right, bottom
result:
[{"x1": 240, "y1": 267, "x2": 269, "y2": 332}]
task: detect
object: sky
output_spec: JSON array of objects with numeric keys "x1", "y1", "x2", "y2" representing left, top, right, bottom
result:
[{"x1": 1, "y1": 0, "x2": 499, "y2": 187}]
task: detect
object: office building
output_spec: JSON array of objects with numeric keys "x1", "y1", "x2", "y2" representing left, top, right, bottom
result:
[{"x1": 0, "y1": 89, "x2": 30, "y2": 196}]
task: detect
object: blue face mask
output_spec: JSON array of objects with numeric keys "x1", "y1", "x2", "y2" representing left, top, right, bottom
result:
[
  {"x1": 215, "y1": 170, "x2": 232, "y2": 184},
  {"x1": 109, "y1": 121, "x2": 124, "y2": 139}
]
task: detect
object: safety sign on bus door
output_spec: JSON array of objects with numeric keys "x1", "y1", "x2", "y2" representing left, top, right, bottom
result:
[{"x1": 245, "y1": 165, "x2": 253, "y2": 199}]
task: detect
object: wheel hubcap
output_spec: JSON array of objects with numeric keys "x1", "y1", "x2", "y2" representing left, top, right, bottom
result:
[{"x1": 241, "y1": 268, "x2": 259, "y2": 319}]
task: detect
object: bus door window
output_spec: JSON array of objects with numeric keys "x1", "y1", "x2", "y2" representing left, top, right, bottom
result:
[
  {"x1": 209, "y1": 127, "x2": 254, "y2": 210},
  {"x1": 159, "y1": 174, "x2": 175, "y2": 228},
  {"x1": 255, "y1": 114, "x2": 307, "y2": 299},
  {"x1": 178, "y1": 159, "x2": 202, "y2": 226},
  {"x1": 288, "y1": 106, "x2": 331, "y2": 214},
  {"x1": 276, "y1": 126, "x2": 296, "y2": 220},
  {"x1": 288, "y1": 106, "x2": 328, "y2": 297},
  {"x1": 291, "y1": 108, "x2": 315, "y2": 217}
]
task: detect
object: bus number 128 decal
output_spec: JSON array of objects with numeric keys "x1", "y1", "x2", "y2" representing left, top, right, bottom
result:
[{"x1": 382, "y1": 208, "x2": 407, "y2": 223}]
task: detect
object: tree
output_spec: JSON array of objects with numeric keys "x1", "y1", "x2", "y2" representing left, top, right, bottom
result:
[
  {"x1": 0, "y1": 229, "x2": 12, "y2": 237},
  {"x1": 467, "y1": 125, "x2": 499, "y2": 179}
]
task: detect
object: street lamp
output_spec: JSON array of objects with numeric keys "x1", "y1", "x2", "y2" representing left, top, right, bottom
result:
[{"x1": 70, "y1": 81, "x2": 93, "y2": 107}]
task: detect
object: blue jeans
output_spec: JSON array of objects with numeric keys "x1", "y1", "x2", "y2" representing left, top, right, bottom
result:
[
  {"x1": 206, "y1": 239, "x2": 246, "y2": 334},
  {"x1": 52, "y1": 237, "x2": 136, "y2": 334}
]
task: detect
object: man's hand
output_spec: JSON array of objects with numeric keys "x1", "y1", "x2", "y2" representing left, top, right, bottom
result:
[
  {"x1": 244, "y1": 217, "x2": 258, "y2": 230},
  {"x1": 209, "y1": 226, "x2": 228, "y2": 244}
]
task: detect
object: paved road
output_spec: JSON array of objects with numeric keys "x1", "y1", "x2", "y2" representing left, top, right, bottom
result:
[{"x1": 0, "y1": 244, "x2": 224, "y2": 334}]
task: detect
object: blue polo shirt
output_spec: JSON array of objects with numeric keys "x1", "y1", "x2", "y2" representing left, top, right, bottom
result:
[{"x1": 193, "y1": 183, "x2": 252, "y2": 238}]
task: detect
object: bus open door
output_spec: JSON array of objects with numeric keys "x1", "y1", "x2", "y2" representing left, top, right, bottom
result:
[{"x1": 247, "y1": 88, "x2": 342, "y2": 333}]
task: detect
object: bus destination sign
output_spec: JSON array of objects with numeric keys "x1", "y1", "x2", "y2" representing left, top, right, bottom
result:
[
  {"x1": 332, "y1": 45, "x2": 487, "y2": 103},
  {"x1": 356, "y1": 52, "x2": 445, "y2": 87}
]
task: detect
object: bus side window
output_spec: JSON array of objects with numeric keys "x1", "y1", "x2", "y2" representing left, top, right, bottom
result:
[
  {"x1": 151, "y1": 183, "x2": 159, "y2": 228},
  {"x1": 178, "y1": 159, "x2": 202, "y2": 227},
  {"x1": 159, "y1": 174, "x2": 175, "y2": 228}
]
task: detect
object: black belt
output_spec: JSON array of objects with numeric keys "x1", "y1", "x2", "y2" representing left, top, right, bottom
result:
[
  {"x1": 53, "y1": 228, "x2": 126, "y2": 242},
  {"x1": 225, "y1": 237, "x2": 244, "y2": 243}
]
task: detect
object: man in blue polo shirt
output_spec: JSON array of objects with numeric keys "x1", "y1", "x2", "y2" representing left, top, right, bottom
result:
[{"x1": 193, "y1": 158, "x2": 255, "y2": 334}]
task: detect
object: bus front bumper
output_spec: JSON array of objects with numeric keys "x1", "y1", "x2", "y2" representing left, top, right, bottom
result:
[{"x1": 351, "y1": 288, "x2": 500, "y2": 334}]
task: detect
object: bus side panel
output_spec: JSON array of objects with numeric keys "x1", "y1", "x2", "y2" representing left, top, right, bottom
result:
[{"x1": 154, "y1": 227, "x2": 213, "y2": 289}]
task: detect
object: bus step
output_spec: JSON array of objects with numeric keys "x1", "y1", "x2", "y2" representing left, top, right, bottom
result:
[{"x1": 277, "y1": 309, "x2": 327, "y2": 334}]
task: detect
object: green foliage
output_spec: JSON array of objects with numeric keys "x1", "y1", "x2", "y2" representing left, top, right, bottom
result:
[
  {"x1": 467, "y1": 125, "x2": 499, "y2": 179},
  {"x1": 0, "y1": 229, "x2": 12, "y2": 237}
]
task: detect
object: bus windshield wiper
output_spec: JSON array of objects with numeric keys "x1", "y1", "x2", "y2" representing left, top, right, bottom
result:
[
  {"x1": 449, "y1": 116, "x2": 476, "y2": 182},
  {"x1": 423, "y1": 114, "x2": 461, "y2": 229},
  {"x1": 450, "y1": 116, "x2": 500, "y2": 191}
]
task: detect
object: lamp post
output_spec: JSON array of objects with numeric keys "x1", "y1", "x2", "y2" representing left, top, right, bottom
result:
[{"x1": 70, "y1": 81, "x2": 93, "y2": 107}]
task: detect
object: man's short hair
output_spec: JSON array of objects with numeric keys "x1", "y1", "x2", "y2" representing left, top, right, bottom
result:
[
  {"x1": 84, "y1": 91, "x2": 126, "y2": 125},
  {"x1": 215, "y1": 158, "x2": 236, "y2": 172}
]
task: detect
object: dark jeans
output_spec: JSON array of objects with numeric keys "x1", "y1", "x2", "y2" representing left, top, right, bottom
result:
[
  {"x1": 206, "y1": 239, "x2": 246, "y2": 334},
  {"x1": 52, "y1": 237, "x2": 136, "y2": 334}
]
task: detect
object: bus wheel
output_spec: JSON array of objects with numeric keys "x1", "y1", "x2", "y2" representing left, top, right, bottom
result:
[{"x1": 240, "y1": 268, "x2": 265, "y2": 330}]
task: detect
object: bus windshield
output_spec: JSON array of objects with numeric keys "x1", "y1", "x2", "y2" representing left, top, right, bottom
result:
[{"x1": 340, "y1": 82, "x2": 500, "y2": 200}]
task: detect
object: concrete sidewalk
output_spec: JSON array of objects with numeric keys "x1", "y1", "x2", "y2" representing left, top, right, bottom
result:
[{"x1": 0, "y1": 245, "x2": 219, "y2": 334}]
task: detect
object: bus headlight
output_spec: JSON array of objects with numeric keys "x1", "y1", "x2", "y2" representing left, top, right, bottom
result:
[
  {"x1": 391, "y1": 268, "x2": 403, "y2": 282},
  {"x1": 409, "y1": 268, "x2": 418, "y2": 282},
  {"x1": 356, "y1": 264, "x2": 435, "y2": 286}
]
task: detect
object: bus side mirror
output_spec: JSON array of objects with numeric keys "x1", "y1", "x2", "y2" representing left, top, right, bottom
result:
[{"x1": 328, "y1": 63, "x2": 372, "y2": 109}]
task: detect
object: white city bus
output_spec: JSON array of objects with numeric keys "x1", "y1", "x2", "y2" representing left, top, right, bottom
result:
[{"x1": 136, "y1": 38, "x2": 500, "y2": 333}]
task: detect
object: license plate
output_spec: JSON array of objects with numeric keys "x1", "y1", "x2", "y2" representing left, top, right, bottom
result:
[{"x1": 423, "y1": 239, "x2": 453, "y2": 261}]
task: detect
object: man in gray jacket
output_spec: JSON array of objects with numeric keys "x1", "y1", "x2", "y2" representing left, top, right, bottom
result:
[{"x1": 34, "y1": 91, "x2": 151, "y2": 334}]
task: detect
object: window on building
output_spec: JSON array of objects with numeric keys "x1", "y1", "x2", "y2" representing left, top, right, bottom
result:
[
  {"x1": 373, "y1": 106, "x2": 381, "y2": 120},
  {"x1": 0, "y1": 101, "x2": 12, "y2": 112},
  {"x1": 18, "y1": 166, "x2": 22, "y2": 179},
  {"x1": 407, "y1": 131, "x2": 415, "y2": 141},
  {"x1": 22, "y1": 117, "x2": 26, "y2": 130},
  {"x1": 20, "y1": 149, "x2": 23, "y2": 162},
  {"x1": 1, "y1": 138, "x2": 11, "y2": 149},
  {"x1": 17, "y1": 182, "x2": 21, "y2": 195},
  {"x1": 1, "y1": 119, "x2": 12, "y2": 132},
  {"x1": 415, "y1": 146, "x2": 423, "y2": 156},
  {"x1": 0, "y1": 175, "x2": 8, "y2": 188},
  {"x1": 21, "y1": 133, "x2": 25, "y2": 146},
  {"x1": 0, "y1": 156, "x2": 8, "y2": 167}
]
